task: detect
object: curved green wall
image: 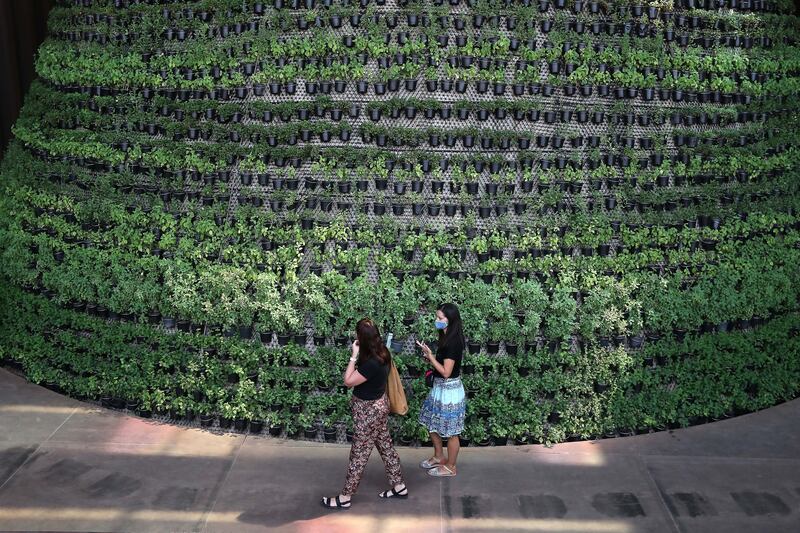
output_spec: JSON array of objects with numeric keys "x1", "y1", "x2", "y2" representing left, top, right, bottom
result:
[{"x1": 1, "y1": 0, "x2": 800, "y2": 446}]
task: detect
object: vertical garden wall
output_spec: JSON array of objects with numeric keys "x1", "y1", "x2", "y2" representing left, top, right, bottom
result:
[{"x1": 1, "y1": 0, "x2": 800, "y2": 446}]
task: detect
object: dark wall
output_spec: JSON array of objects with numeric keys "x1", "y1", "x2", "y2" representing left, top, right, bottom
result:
[{"x1": 0, "y1": 0, "x2": 53, "y2": 155}]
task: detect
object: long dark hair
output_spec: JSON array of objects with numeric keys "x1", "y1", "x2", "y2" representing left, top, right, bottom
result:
[
  {"x1": 437, "y1": 303, "x2": 466, "y2": 350},
  {"x1": 356, "y1": 317, "x2": 390, "y2": 366}
]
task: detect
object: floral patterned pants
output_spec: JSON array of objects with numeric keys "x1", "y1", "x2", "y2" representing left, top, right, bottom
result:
[{"x1": 341, "y1": 392, "x2": 405, "y2": 496}]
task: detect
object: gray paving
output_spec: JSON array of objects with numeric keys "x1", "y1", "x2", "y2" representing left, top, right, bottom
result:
[{"x1": 0, "y1": 367, "x2": 799, "y2": 532}]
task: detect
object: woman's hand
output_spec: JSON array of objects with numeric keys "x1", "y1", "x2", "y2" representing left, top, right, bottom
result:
[
  {"x1": 351, "y1": 339, "x2": 360, "y2": 358},
  {"x1": 415, "y1": 340, "x2": 434, "y2": 362}
]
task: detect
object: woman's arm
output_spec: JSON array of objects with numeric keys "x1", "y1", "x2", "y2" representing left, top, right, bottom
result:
[
  {"x1": 343, "y1": 340, "x2": 369, "y2": 387},
  {"x1": 430, "y1": 357, "x2": 455, "y2": 378},
  {"x1": 344, "y1": 364, "x2": 368, "y2": 387},
  {"x1": 416, "y1": 341, "x2": 456, "y2": 378}
]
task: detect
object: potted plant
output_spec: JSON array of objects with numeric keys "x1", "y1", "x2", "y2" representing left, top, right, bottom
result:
[{"x1": 298, "y1": 411, "x2": 318, "y2": 440}]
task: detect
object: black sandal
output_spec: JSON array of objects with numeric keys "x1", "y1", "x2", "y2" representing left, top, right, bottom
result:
[
  {"x1": 379, "y1": 486, "x2": 408, "y2": 499},
  {"x1": 320, "y1": 495, "x2": 351, "y2": 509}
]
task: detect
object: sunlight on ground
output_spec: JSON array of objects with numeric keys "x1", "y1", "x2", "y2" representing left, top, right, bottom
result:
[
  {"x1": 296, "y1": 515, "x2": 634, "y2": 532},
  {"x1": 101, "y1": 417, "x2": 242, "y2": 457},
  {"x1": 0, "y1": 405, "x2": 79, "y2": 414},
  {"x1": 0, "y1": 507, "x2": 633, "y2": 532},
  {"x1": 526, "y1": 446, "x2": 608, "y2": 467}
]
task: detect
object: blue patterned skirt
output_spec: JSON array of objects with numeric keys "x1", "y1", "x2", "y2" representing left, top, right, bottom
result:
[{"x1": 419, "y1": 376, "x2": 466, "y2": 437}]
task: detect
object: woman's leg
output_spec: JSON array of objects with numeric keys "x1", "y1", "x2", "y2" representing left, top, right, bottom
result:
[
  {"x1": 438, "y1": 381, "x2": 464, "y2": 474},
  {"x1": 429, "y1": 432, "x2": 445, "y2": 462},
  {"x1": 445, "y1": 435, "x2": 460, "y2": 472},
  {"x1": 373, "y1": 396, "x2": 406, "y2": 490},
  {"x1": 419, "y1": 387, "x2": 444, "y2": 464},
  {"x1": 340, "y1": 399, "x2": 376, "y2": 498}
]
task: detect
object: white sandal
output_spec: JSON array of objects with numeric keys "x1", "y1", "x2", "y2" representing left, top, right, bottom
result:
[
  {"x1": 420, "y1": 457, "x2": 443, "y2": 469},
  {"x1": 427, "y1": 465, "x2": 456, "y2": 477}
]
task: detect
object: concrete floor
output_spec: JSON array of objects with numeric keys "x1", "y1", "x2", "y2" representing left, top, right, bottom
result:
[{"x1": 0, "y1": 367, "x2": 799, "y2": 533}]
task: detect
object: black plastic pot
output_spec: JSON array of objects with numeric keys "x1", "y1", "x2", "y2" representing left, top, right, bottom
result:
[
  {"x1": 249, "y1": 421, "x2": 265, "y2": 434},
  {"x1": 323, "y1": 427, "x2": 338, "y2": 442},
  {"x1": 398, "y1": 435, "x2": 414, "y2": 446}
]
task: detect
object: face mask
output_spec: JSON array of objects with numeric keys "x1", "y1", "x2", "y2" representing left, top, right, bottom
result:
[{"x1": 435, "y1": 320, "x2": 448, "y2": 330}]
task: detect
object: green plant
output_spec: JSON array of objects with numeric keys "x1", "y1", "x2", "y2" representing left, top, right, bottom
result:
[{"x1": 545, "y1": 286, "x2": 577, "y2": 343}]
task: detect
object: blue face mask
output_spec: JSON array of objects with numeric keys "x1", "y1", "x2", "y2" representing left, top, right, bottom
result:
[{"x1": 435, "y1": 320, "x2": 448, "y2": 330}]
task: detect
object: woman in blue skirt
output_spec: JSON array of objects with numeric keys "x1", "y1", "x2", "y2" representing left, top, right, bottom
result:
[{"x1": 416, "y1": 303, "x2": 466, "y2": 477}]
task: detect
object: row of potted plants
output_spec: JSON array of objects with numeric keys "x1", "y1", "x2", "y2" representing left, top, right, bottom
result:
[
  {"x1": 2, "y1": 279, "x2": 798, "y2": 445},
  {"x1": 20, "y1": 135, "x2": 791, "y2": 233},
  {"x1": 15, "y1": 163, "x2": 797, "y2": 268},
  {"x1": 11, "y1": 132, "x2": 796, "y2": 253},
  {"x1": 22, "y1": 150, "x2": 791, "y2": 208},
  {"x1": 15, "y1": 103, "x2": 797, "y2": 184},
  {"x1": 57, "y1": 16, "x2": 793, "y2": 63},
  {"x1": 40, "y1": 31, "x2": 791, "y2": 94},
  {"x1": 5, "y1": 206, "x2": 798, "y2": 349},
  {"x1": 49, "y1": 0, "x2": 793, "y2": 50},
  {"x1": 54, "y1": 0, "x2": 790, "y2": 30},
  {"x1": 44, "y1": 85, "x2": 772, "y2": 131},
  {"x1": 30, "y1": 161, "x2": 794, "y2": 228}
]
